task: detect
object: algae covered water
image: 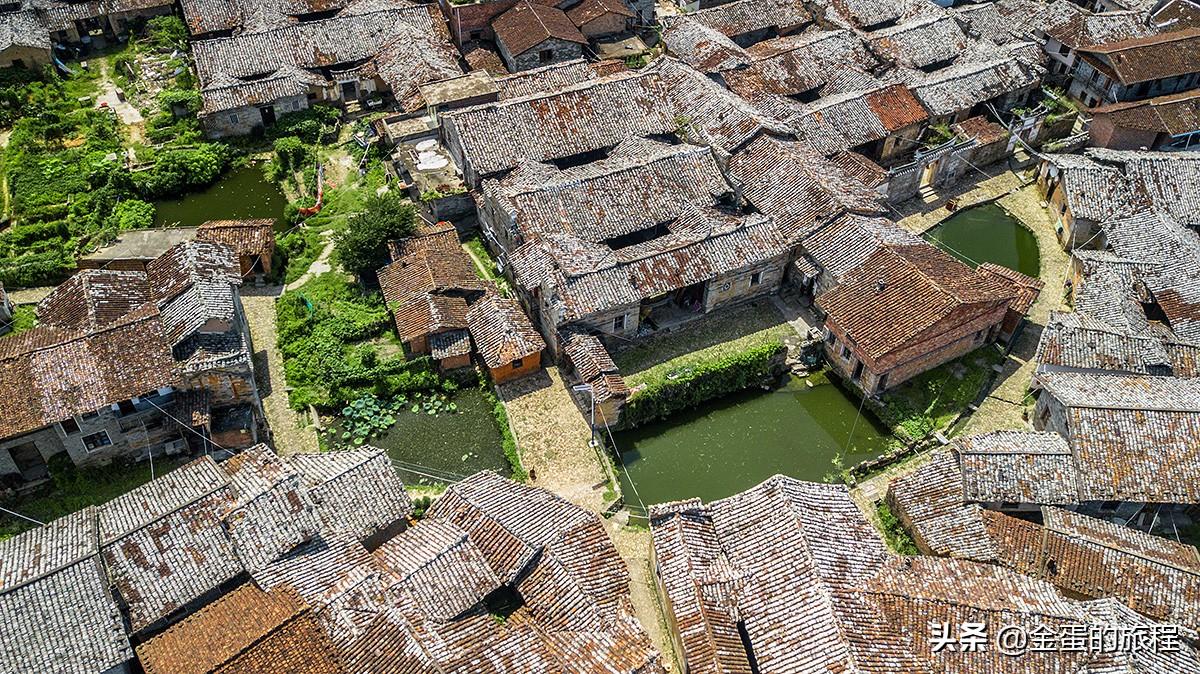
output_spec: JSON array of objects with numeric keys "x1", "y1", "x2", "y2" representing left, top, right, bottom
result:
[
  {"x1": 154, "y1": 164, "x2": 287, "y2": 227},
  {"x1": 615, "y1": 375, "x2": 892, "y2": 505},
  {"x1": 925, "y1": 203, "x2": 1041, "y2": 277}
]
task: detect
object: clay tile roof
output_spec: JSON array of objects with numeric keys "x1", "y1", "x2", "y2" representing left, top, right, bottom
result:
[
  {"x1": 146, "y1": 240, "x2": 242, "y2": 305},
  {"x1": 493, "y1": 0, "x2": 586, "y2": 57},
  {"x1": 976, "y1": 262, "x2": 1044, "y2": 314},
  {"x1": 815, "y1": 243, "x2": 1015, "y2": 362},
  {"x1": 466, "y1": 294, "x2": 545, "y2": 368},
  {"x1": 385, "y1": 221, "x2": 460, "y2": 261},
  {"x1": 136, "y1": 583, "x2": 343, "y2": 674},
  {"x1": 1079, "y1": 27, "x2": 1200, "y2": 85},
  {"x1": 378, "y1": 247, "x2": 486, "y2": 305},
  {"x1": 566, "y1": 0, "x2": 633, "y2": 26},
  {"x1": 391, "y1": 293, "x2": 470, "y2": 342},
  {"x1": 35, "y1": 269, "x2": 151, "y2": 331},
  {"x1": 864, "y1": 83, "x2": 930, "y2": 132},
  {"x1": 0, "y1": 307, "x2": 178, "y2": 441},
  {"x1": 196, "y1": 219, "x2": 276, "y2": 258},
  {"x1": 1090, "y1": 87, "x2": 1200, "y2": 135},
  {"x1": 953, "y1": 115, "x2": 1010, "y2": 145}
]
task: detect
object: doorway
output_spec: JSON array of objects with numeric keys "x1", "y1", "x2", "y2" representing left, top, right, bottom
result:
[
  {"x1": 9, "y1": 442, "x2": 49, "y2": 481},
  {"x1": 340, "y1": 81, "x2": 359, "y2": 101},
  {"x1": 258, "y1": 105, "x2": 276, "y2": 126}
]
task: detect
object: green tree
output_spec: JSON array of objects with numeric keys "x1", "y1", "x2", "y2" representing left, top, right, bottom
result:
[
  {"x1": 333, "y1": 192, "x2": 416, "y2": 281},
  {"x1": 104, "y1": 199, "x2": 155, "y2": 231}
]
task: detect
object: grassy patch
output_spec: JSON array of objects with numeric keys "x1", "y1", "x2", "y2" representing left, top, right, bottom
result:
[
  {"x1": 5, "y1": 305, "x2": 36, "y2": 336},
  {"x1": 617, "y1": 302, "x2": 791, "y2": 387},
  {"x1": 462, "y1": 234, "x2": 511, "y2": 297},
  {"x1": 876, "y1": 501, "x2": 919, "y2": 555},
  {"x1": 876, "y1": 347, "x2": 1006, "y2": 440},
  {"x1": 0, "y1": 456, "x2": 186, "y2": 540},
  {"x1": 276, "y1": 273, "x2": 442, "y2": 409}
]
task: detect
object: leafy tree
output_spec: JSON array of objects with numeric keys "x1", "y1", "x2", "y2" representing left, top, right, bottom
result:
[
  {"x1": 332, "y1": 192, "x2": 416, "y2": 281},
  {"x1": 145, "y1": 15, "x2": 188, "y2": 52}
]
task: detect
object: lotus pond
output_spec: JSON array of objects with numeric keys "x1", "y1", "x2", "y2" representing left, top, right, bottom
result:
[{"x1": 322, "y1": 387, "x2": 507, "y2": 482}]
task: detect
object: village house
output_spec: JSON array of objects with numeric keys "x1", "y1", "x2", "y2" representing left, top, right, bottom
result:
[
  {"x1": 649, "y1": 475, "x2": 1200, "y2": 673},
  {"x1": 1038, "y1": 1, "x2": 1158, "y2": 81},
  {"x1": 0, "y1": 241, "x2": 260, "y2": 486},
  {"x1": 560, "y1": 329, "x2": 629, "y2": 424},
  {"x1": 815, "y1": 241, "x2": 1021, "y2": 393},
  {"x1": 0, "y1": 8, "x2": 50, "y2": 68},
  {"x1": 195, "y1": 219, "x2": 276, "y2": 279},
  {"x1": 78, "y1": 227, "x2": 202, "y2": 271},
  {"x1": 377, "y1": 225, "x2": 488, "y2": 368},
  {"x1": 2, "y1": 451, "x2": 667, "y2": 672},
  {"x1": 1088, "y1": 88, "x2": 1200, "y2": 150},
  {"x1": 0, "y1": 444, "x2": 412, "y2": 672},
  {"x1": 1069, "y1": 28, "x2": 1200, "y2": 107},
  {"x1": 887, "y1": 444, "x2": 1200, "y2": 631},
  {"x1": 188, "y1": 1, "x2": 462, "y2": 137},
  {"x1": 1037, "y1": 310, "x2": 1200, "y2": 377},
  {"x1": 492, "y1": 1, "x2": 586, "y2": 72},
  {"x1": 465, "y1": 293, "x2": 545, "y2": 383},
  {"x1": 669, "y1": 0, "x2": 811, "y2": 43},
  {"x1": 1031, "y1": 370, "x2": 1200, "y2": 506}
]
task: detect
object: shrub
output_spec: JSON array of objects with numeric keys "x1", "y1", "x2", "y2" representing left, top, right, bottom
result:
[
  {"x1": 876, "y1": 502, "x2": 919, "y2": 555},
  {"x1": 332, "y1": 192, "x2": 415, "y2": 281},
  {"x1": 134, "y1": 143, "x2": 230, "y2": 198},
  {"x1": 272, "y1": 136, "x2": 309, "y2": 173},
  {"x1": 623, "y1": 341, "x2": 786, "y2": 428},
  {"x1": 268, "y1": 105, "x2": 340, "y2": 143},
  {"x1": 104, "y1": 199, "x2": 155, "y2": 231},
  {"x1": 145, "y1": 15, "x2": 188, "y2": 52},
  {"x1": 157, "y1": 88, "x2": 201, "y2": 114}
]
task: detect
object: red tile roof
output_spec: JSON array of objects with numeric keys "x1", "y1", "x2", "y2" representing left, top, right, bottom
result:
[
  {"x1": 865, "y1": 84, "x2": 929, "y2": 132},
  {"x1": 493, "y1": 0, "x2": 586, "y2": 57}
]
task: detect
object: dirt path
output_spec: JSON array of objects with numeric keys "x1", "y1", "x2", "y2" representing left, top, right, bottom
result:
[
  {"x1": 241, "y1": 287, "x2": 320, "y2": 455},
  {"x1": 609, "y1": 522, "x2": 682, "y2": 671},
  {"x1": 961, "y1": 185, "x2": 1070, "y2": 435},
  {"x1": 284, "y1": 230, "x2": 336, "y2": 291},
  {"x1": 497, "y1": 367, "x2": 608, "y2": 513}
]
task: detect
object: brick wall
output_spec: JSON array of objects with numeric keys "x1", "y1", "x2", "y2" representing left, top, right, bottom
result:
[{"x1": 489, "y1": 353, "x2": 543, "y2": 383}]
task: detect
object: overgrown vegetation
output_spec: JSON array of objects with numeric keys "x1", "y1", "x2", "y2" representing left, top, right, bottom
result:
[
  {"x1": 462, "y1": 233, "x2": 512, "y2": 297},
  {"x1": 276, "y1": 273, "x2": 441, "y2": 409},
  {"x1": 4, "y1": 305, "x2": 36, "y2": 336},
  {"x1": 332, "y1": 192, "x2": 416, "y2": 281},
  {"x1": 0, "y1": 453, "x2": 184, "y2": 540},
  {"x1": 482, "y1": 382, "x2": 526, "y2": 481},
  {"x1": 875, "y1": 347, "x2": 1006, "y2": 440},
  {"x1": 623, "y1": 340, "x2": 787, "y2": 428},
  {"x1": 876, "y1": 501, "x2": 919, "y2": 555}
]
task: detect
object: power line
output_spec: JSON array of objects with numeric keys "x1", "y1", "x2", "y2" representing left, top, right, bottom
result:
[{"x1": 0, "y1": 505, "x2": 45, "y2": 527}]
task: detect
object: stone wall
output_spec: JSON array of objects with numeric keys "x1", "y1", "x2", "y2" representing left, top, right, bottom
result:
[
  {"x1": 498, "y1": 37, "x2": 584, "y2": 73},
  {"x1": 202, "y1": 94, "x2": 310, "y2": 139},
  {"x1": 702, "y1": 256, "x2": 786, "y2": 312},
  {"x1": 438, "y1": 0, "x2": 520, "y2": 45},
  {"x1": 0, "y1": 45, "x2": 52, "y2": 69}
]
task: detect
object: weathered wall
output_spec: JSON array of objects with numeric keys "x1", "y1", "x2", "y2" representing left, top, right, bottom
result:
[
  {"x1": 202, "y1": 94, "x2": 310, "y2": 139},
  {"x1": 489, "y1": 353, "x2": 543, "y2": 383},
  {"x1": 498, "y1": 37, "x2": 584, "y2": 73},
  {"x1": 1089, "y1": 116, "x2": 1161, "y2": 150},
  {"x1": 439, "y1": 0, "x2": 520, "y2": 45},
  {"x1": 702, "y1": 256, "x2": 786, "y2": 312},
  {"x1": 578, "y1": 12, "x2": 628, "y2": 38},
  {"x1": 0, "y1": 45, "x2": 52, "y2": 69}
]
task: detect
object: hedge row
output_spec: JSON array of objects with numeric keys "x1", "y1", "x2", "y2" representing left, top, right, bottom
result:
[{"x1": 623, "y1": 341, "x2": 787, "y2": 428}]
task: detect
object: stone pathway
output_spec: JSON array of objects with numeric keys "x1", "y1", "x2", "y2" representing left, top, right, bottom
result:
[
  {"x1": 608, "y1": 522, "x2": 681, "y2": 671},
  {"x1": 895, "y1": 166, "x2": 1028, "y2": 235},
  {"x1": 961, "y1": 185, "x2": 1071, "y2": 435},
  {"x1": 496, "y1": 366, "x2": 608, "y2": 513},
  {"x1": 5, "y1": 287, "x2": 55, "y2": 305},
  {"x1": 240, "y1": 287, "x2": 320, "y2": 455}
]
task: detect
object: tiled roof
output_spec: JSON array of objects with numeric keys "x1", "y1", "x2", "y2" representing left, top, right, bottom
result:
[
  {"x1": 1078, "y1": 28, "x2": 1200, "y2": 86},
  {"x1": 566, "y1": 0, "x2": 633, "y2": 26},
  {"x1": 0, "y1": 306, "x2": 178, "y2": 441},
  {"x1": 725, "y1": 30, "x2": 879, "y2": 102},
  {"x1": 815, "y1": 0, "x2": 937, "y2": 30},
  {"x1": 390, "y1": 293, "x2": 471, "y2": 343},
  {"x1": 385, "y1": 220, "x2": 460, "y2": 260},
  {"x1": 785, "y1": 84, "x2": 928, "y2": 156},
  {"x1": 146, "y1": 240, "x2": 242, "y2": 306},
  {"x1": 887, "y1": 450, "x2": 1000, "y2": 561},
  {"x1": 681, "y1": 0, "x2": 811, "y2": 38},
  {"x1": 1090, "y1": 88, "x2": 1200, "y2": 136},
  {"x1": 905, "y1": 52, "x2": 1043, "y2": 116},
  {"x1": 196, "y1": 219, "x2": 276, "y2": 258},
  {"x1": 1034, "y1": 310, "x2": 1198, "y2": 377},
  {"x1": 511, "y1": 208, "x2": 788, "y2": 324},
  {"x1": 493, "y1": 58, "x2": 626, "y2": 100},
  {"x1": 865, "y1": 14, "x2": 968, "y2": 70},
  {"x1": 956, "y1": 431, "x2": 1078, "y2": 504},
  {"x1": 137, "y1": 583, "x2": 343, "y2": 674},
  {"x1": 1039, "y1": 370, "x2": 1200, "y2": 410},
  {"x1": 222, "y1": 447, "x2": 324, "y2": 571},
  {"x1": 800, "y1": 213, "x2": 923, "y2": 284},
  {"x1": 1088, "y1": 149, "x2": 1200, "y2": 228},
  {"x1": 728, "y1": 134, "x2": 884, "y2": 242},
  {"x1": 483, "y1": 139, "x2": 731, "y2": 244},
  {"x1": 373, "y1": 519, "x2": 500, "y2": 621},
  {"x1": 952, "y1": 0, "x2": 1048, "y2": 45},
  {"x1": 0, "y1": 9, "x2": 49, "y2": 52},
  {"x1": 465, "y1": 294, "x2": 545, "y2": 369},
  {"x1": 36, "y1": 269, "x2": 151, "y2": 331},
  {"x1": 1041, "y1": 1, "x2": 1157, "y2": 50},
  {"x1": 430, "y1": 328, "x2": 471, "y2": 360},
  {"x1": 289, "y1": 448, "x2": 413, "y2": 541},
  {"x1": 661, "y1": 17, "x2": 750, "y2": 73},
  {"x1": 443, "y1": 57, "x2": 787, "y2": 179},
  {"x1": 815, "y1": 242, "x2": 1014, "y2": 363},
  {"x1": 0, "y1": 507, "x2": 132, "y2": 674},
  {"x1": 493, "y1": 0, "x2": 586, "y2": 57},
  {"x1": 378, "y1": 247, "x2": 485, "y2": 303},
  {"x1": 976, "y1": 262, "x2": 1043, "y2": 315}
]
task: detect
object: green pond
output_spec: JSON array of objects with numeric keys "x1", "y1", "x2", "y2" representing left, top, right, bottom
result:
[
  {"x1": 153, "y1": 163, "x2": 287, "y2": 228},
  {"x1": 615, "y1": 375, "x2": 893, "y2": 506},
  {"x1": 327, "y1": 388, "x2": 508, "y2": 485},
  {"x1": 924, "y1": 203, "x2": 1041, "y2": 277}
]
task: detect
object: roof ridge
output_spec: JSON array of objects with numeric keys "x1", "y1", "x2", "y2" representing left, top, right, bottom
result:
[{"x1": 1043, "y1": 514, "x2": 1200, "y2": 578}]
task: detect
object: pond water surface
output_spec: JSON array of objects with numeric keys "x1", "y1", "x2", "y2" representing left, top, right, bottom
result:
[
  {"x1": 924, "y1": 203, "x2": 1041, "y2": 277},
  {"x1": 615, "y1": 375, "x2": 892, "y2": 505},
  {"x1": 153, "y1": 164, "x2": 287, "y2": 228},
  {"x1": 328, "y1": 388, "x2": 507, "y2": 484}
]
